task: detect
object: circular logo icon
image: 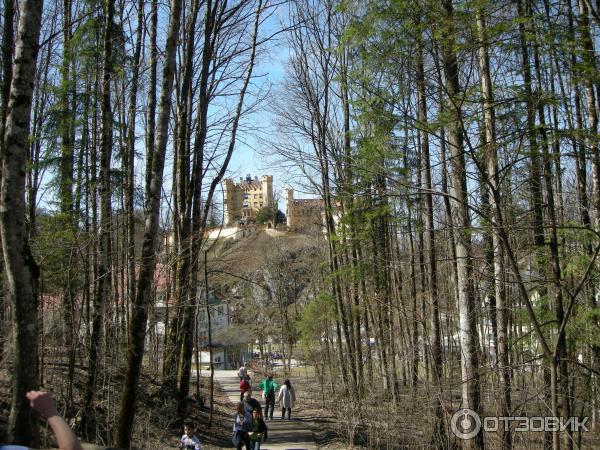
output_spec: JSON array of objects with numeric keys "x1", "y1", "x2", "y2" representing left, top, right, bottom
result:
[{"x1": 451, "y1": 408, "x2": 482, "y2": 440}]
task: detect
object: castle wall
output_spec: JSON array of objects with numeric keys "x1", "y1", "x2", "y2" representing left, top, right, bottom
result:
[{"x1": 285, "y1": 188, "x2": 324, "y2": 231}]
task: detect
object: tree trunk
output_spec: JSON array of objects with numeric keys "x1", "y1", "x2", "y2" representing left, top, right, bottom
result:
[
  {"x1": 115, "y1": 0, "x2": 183, "y2": 446},
  {"x1": 530, "y1": 12, "x2": 572, "y2": 448},
  {"x1": 516, "y1": 1, "x2": 555, "y2": 447},
  {"x1": 57, "y1": 3, "x2": 77, "y2": 376},
  {"x1": 0, "y1": 0, "x2": 15, "y2": 138},
  {"x1": 82, "y1": 0, "x2": 115, "y2": 432},
  {"x1": 1, "y1": 0, "x2": 44, "y2": 445},
  {"x1": 145, "y1": 0, "x2": 157, "y2": 194},
  {"x1": 405, "y1": 173, "x2": 420, "y2": 387},
  {"x1": 165, "y1": 0, "x2": 201, "y2": 396},
  {"x1": 577, "y1": 0, "x2": 600, "y2": 226},
  {"x1": 59, "y1": 0, "x2": 74, "y2": 217},
  {"x1": 124, "y1": 0, "x2": 145, "y2": 313},
  {"x1": 416, "y1": 32, "x2": 446, "y2": 447},
  {"x1": 0, "y1": 0, "x2": 15, "y2": 368},
  {"x1": 439, "y1": 2, "x2": 483, "y2": 448},
  {"x1": 174, "y1": 0, "x2": 202, "y2": 410},
  {"x1": 477, "y1": 8, "x2": 511, "y2": 449}
]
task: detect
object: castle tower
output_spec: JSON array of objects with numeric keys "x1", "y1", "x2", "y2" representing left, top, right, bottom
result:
[
  {"x1": 262, "y1": 175, "x2": 274, "y2": 207},
  {"x1": 223, "y1": 179, "x2": 237, "y2": 225},
  {"x1": 285, "y1": 188, "x2": 294, "y2": 228}
]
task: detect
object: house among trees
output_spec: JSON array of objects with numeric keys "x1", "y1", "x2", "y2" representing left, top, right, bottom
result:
[
  {"x1": 195, "y1": 289, "x2": 231, "y2": 368},
  {"x1": 154, "y1": 286, "x2": 235, "y2": 369}
]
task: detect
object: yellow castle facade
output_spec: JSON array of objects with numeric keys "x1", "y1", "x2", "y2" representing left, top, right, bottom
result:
[{"x1": 224, "y1": 175, "x2": 274, "y2": 225}]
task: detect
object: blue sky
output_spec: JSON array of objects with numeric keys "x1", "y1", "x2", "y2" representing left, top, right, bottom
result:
[{"x1": 225, "y1": 7, "x2": 298, "y2": 211}]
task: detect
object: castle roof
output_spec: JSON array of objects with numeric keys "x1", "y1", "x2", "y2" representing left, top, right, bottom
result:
[
  {"x1": 225, "y1": 175, "x2": 270, "y2": 191},
  {"x1": 238, "y1": 181, "x2": 262, "y2": 190},
  {"x1": 291, "y1": 199, "x2": 324, "y2": 207}
]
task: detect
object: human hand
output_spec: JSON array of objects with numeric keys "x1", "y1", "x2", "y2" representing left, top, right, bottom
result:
[{"x1": 26, "y1": 391, "x2": 59, "y2": 418}]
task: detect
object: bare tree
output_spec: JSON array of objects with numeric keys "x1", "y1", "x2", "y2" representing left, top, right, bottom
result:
[
  {"x1": 476, "y1": 5, "x2": 511, "y2": 449},
  {"x1": 81, "y1": 0, "x2": 116, "y2": 432},
  {"x1": 438, "y1": 1, "x2": 483, "y2": 448},
  {"x1": 1, "y1": 0, "x2": 44, "y2": 445},
  {"x1": 116, "y1": 0, "x2": 183, "y2": 445}
]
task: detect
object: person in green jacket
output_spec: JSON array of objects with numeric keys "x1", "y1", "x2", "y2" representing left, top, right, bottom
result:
[{"x1": 258, "y1": 374, "x2": 278, "y2": 419}]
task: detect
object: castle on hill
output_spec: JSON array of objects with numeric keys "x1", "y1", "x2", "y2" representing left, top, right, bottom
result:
[
  {"x1": 223, "y1": 174, "x2": 323, "y2": 231},
  {"x1": 223, "y1": 175, "x2": 274, "y2": 224}
]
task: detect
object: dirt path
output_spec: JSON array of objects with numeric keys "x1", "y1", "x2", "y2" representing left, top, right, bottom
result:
[{"x1": 203, "y1": 369, "x2": 317, "y2": 450}]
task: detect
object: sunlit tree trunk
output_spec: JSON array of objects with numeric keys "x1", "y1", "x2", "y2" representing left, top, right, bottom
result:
[
  {"x1": 439, "y1": 2, "x2": 483, "y2": 448},
  {"x1": 477, "y1": 7, "x2": 511, "y2": 449},
  {"x1": 1, "y1": 0, "x2": 44, "y2": 444}
]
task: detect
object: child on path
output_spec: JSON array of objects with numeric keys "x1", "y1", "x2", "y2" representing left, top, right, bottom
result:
[
  {"x1": 248, "y1": 408, "x2": 268, "y2": 450},
  {"x1": 277, "y1": 379, "x2": 296, "y2": 420},
  {"x1": 258, "y1": 374, "x2": 277, "y2": 420},
  {"x1": 232, "y1": 402, "x2": 252, "y2": 450},
  {"x1": 179, "y1": 421, "x2": 202, "y2": 450}
]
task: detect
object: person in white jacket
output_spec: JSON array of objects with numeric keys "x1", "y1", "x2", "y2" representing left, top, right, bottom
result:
[{"x1": 277, "y1": 379, "x2": 296, "y2": 420}]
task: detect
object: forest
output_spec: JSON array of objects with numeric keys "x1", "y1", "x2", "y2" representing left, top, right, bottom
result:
[{"x1": 2, "y1": 0, "x2": 600, "y2": 449}]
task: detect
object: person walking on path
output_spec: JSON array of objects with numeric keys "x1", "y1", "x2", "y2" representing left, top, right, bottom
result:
[
  {"x1": 277, "y1": 379, "x2": 296, "y2": 420},
  {"x1": 258, "y1": 374, "x2": 277, "y2": 420},
  {"x1": 248, "y1": 408, "x2": 268, "y2": 450},
  {"x1": 243, "y1": 391, "x2": 261, "y2": 415},
  {"x1": 240, "y1": 375, "x2": 251, "y2": 402},
  {"x1": 239, "y1": 363, "x2": 249, "y2": 380},
  {"x1": 232, "y1": 402, "x2": 252, "y2": 450}
]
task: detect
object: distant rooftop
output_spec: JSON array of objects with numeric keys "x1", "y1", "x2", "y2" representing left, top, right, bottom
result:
[
  {"x1": 201, "y1": 288, "x2": 227, "y2": 305},
  {"x1": 291, "y1": 199, "x2": 323, "y2": 207}
]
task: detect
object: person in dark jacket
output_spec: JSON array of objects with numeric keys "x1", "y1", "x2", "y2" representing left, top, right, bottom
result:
[
  {"x1": 248, "y1": 407, "x2": 268, "y2": 450},
  {"x1": 243, "y1": 391, "x2": 261, "y2": 415}
]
